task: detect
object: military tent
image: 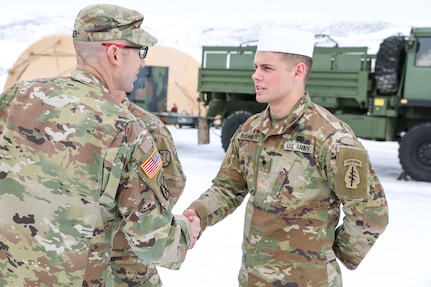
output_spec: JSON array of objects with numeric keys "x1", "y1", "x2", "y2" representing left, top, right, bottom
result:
[
  {"x1": 4, "y1": 34, "x2": 75, "y2": 90},
  {"x1": 4, "y1": 34, "x2": 201, "y2": 115}
]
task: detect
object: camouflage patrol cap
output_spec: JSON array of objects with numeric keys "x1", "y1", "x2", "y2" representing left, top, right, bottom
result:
[{"x1": 72, "y1": 4, "x2": 157, "y2": 47}]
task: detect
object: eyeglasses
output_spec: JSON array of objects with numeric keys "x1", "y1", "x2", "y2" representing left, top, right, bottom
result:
[{"x1": 102, "y1": 43, "x2": 148, "y2": 59}]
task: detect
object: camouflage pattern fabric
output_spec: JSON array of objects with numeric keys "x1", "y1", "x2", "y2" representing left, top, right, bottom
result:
[
  {"x1": 125, "y1": 98, "x2": 186, "y2": 213},
  {"x1": 111, "y1": 98, "x2": 186, "y2": 287},
  {"x1": 189, "y1": 93, "x2": 389, "y2": 287},
  {"x1": 0, "y1": 69, "x2": 192, "y2": 286},
  {"x1": 72, "y1": 4, "x2": 157, "y2": 47}
]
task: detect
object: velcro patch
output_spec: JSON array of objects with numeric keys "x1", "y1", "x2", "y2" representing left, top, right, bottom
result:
[
  {"x1": 238, "y1": 132, "x2": 259, "y2": 142},
  {"x1": 284, "y1": 141, "x2": 313, "y2": 154},
  {"x1": 140, "y1": 149, "x2": 162, "y2": 179},
  {"x1": 335, "y1": 146, "x2": 368, "y2": 199},
  {"x1": 158, "y1": 150, "x2": 171, "y2": 168}
]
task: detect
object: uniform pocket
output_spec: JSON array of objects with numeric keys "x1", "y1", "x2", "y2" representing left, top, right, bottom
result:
[
  {"x1": 136, "y1": 163, "x2": 170, "y2": 213},
  {"x1": 254, "y1": 152, "x2": 298, "y2": 210}
]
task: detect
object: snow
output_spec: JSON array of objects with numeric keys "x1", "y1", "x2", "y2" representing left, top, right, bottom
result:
[{"x1": 0, "y1": 11, "x2": 430, "y2": 287}]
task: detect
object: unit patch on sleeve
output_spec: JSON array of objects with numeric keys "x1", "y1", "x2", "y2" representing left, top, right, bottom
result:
[
  {"x1": 140, "y1": 149, "x2": 162, "y2": 179},
  {"x1": 335, "y1": 146, "x2": 368, "y2": 199}
]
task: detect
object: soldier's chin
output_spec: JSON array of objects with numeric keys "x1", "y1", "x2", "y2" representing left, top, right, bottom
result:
[
  {"x1": 126, "y1": 85, "x2": 135, "y2": 94},
  {"x1": 255, "y1": 95, "x2": 268, "y2": 104}
]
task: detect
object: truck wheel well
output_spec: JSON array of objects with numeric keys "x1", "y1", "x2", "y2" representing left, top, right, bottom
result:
[
  {"x1": 221, "y1": 110, "x2": 254, "y2": 151},
  {"x1": 399, "y1": 122, "x2": 431, "y2": 182}
]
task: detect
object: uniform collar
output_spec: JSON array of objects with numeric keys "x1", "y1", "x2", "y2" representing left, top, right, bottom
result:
[
  {"x1": 69, "y1": 69, "x2": 110, "y2": 95},
  {"x1": 254, "y1": 92, "x2": 312, "y2": 136},
  {"x1": 121, "y1": 96, "x2": 132, "y2": 108}
]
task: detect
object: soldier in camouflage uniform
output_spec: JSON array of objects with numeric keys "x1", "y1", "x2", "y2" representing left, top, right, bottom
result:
[
  {"x1": 0, "y1": 4, "x2": 199, "y2": 286},
  {"x1": 184, "y1": 27, "x2": 389, "y2": 287},
  {"x1": 110, "y1": 91, "x2": 187, "y2": 286}
]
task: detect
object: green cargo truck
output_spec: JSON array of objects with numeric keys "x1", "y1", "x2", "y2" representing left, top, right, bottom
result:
[{"x1": 197, "y1": 27, "x2": 431, "y2": 182}]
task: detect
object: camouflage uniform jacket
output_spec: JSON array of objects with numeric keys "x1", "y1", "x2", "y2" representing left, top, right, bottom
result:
[
  {"x1": 111, "y1": 98, "x2": 187, "y2": 287},
  {"x1": 0, "y1": 69, "x2": 192, "y2": 287},
  {"x1": 189, "y1": 93, "x2": 389, "y2": 287}
]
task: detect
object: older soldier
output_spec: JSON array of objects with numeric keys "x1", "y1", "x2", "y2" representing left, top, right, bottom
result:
[
  {"x1": 184, "y1": 26, "x2": 389, "y2": 287},
  {"x1": 111, "y1": 90, "x2": 186, "y2": 286},
  {"x1": 0, "y1": 4, "x2": 199, "y2": 286}
]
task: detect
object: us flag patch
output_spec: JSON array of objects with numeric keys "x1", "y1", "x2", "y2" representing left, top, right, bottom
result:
[{"x1": 141, "y1": 150, "x2": 162, "y2": 178}]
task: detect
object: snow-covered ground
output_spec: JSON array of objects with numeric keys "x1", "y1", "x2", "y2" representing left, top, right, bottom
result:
[{"x1": 159, "y1": 126, "x2": 431, "y2": 287}]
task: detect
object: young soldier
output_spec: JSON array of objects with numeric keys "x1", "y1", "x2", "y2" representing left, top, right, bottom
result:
[{"x1": 184, "y1": 26, "x2": 389, "y2": 286}]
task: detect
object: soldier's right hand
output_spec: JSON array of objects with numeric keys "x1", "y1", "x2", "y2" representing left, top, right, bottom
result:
[{"x1": 175, "y1": 213, "x2": 200, "y2": 249}]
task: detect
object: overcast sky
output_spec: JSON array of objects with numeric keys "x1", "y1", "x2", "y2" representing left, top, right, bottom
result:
[{"x1": 3, "y1": 0, "x2": 430, "y2": 25}]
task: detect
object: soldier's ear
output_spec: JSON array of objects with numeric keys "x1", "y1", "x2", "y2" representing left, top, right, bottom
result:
[
  {"x1": 105, "y1": 45, "x2": 121, "y2": 66},
  {"x1": 295, "y1": 63, "x2": 306, "y2": 76}
]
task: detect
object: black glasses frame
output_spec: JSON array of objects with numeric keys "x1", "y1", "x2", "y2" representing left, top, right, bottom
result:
[{"x1": 102, "y1": 43, "x2": 148, "y2": 59}]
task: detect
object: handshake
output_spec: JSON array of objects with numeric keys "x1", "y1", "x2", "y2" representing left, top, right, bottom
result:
[{"x1": 175, "y1": 209, "x2": 200, "y2": 249}]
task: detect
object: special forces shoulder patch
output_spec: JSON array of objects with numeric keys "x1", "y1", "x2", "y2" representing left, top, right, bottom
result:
[
  {"x1": 335, "y1": 145, "x2": 369, "y2": 199},
  {"x1": 140, "y1": 149, "x2": 162, "y2": 179}
]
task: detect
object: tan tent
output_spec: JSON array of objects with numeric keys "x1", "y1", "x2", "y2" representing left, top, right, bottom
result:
[
  {"x1": 4, "y1": 34, "x2": 75, "y2": 90},
  {"x1": 4, "y1": 34, "x2": 201, "y2": 115}
]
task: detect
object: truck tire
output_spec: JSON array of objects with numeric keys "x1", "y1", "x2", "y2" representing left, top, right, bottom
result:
[
  {"x1": 375, "y1": 36, "x2": 406, "y2": 95},
  {"x1": 399, "y1": 122, "x2": 431, "y2": 182},
  {"x1": 221, "y1": 110, "x2": 253, "y2": 151}
]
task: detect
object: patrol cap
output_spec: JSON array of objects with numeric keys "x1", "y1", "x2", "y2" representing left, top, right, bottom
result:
[
  {"x1": 72, "y1": 4, "x2": 157, "y2": 47},
  {"x1": 257, "y1": 26, "x2": 315, "y2": 58}
]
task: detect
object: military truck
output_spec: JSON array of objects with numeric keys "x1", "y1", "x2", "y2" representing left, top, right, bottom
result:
[
  {"x1": 197, "y1": 27, "x2": 431, "y2": 182},
  {"x1": 128, "y1": 66, "x2": 198, "y2": 128}
]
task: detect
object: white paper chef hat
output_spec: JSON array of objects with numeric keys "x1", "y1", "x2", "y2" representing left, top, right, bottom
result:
[{"x1": 257, "y1": 26, "x2": 315, "y2": 58}]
